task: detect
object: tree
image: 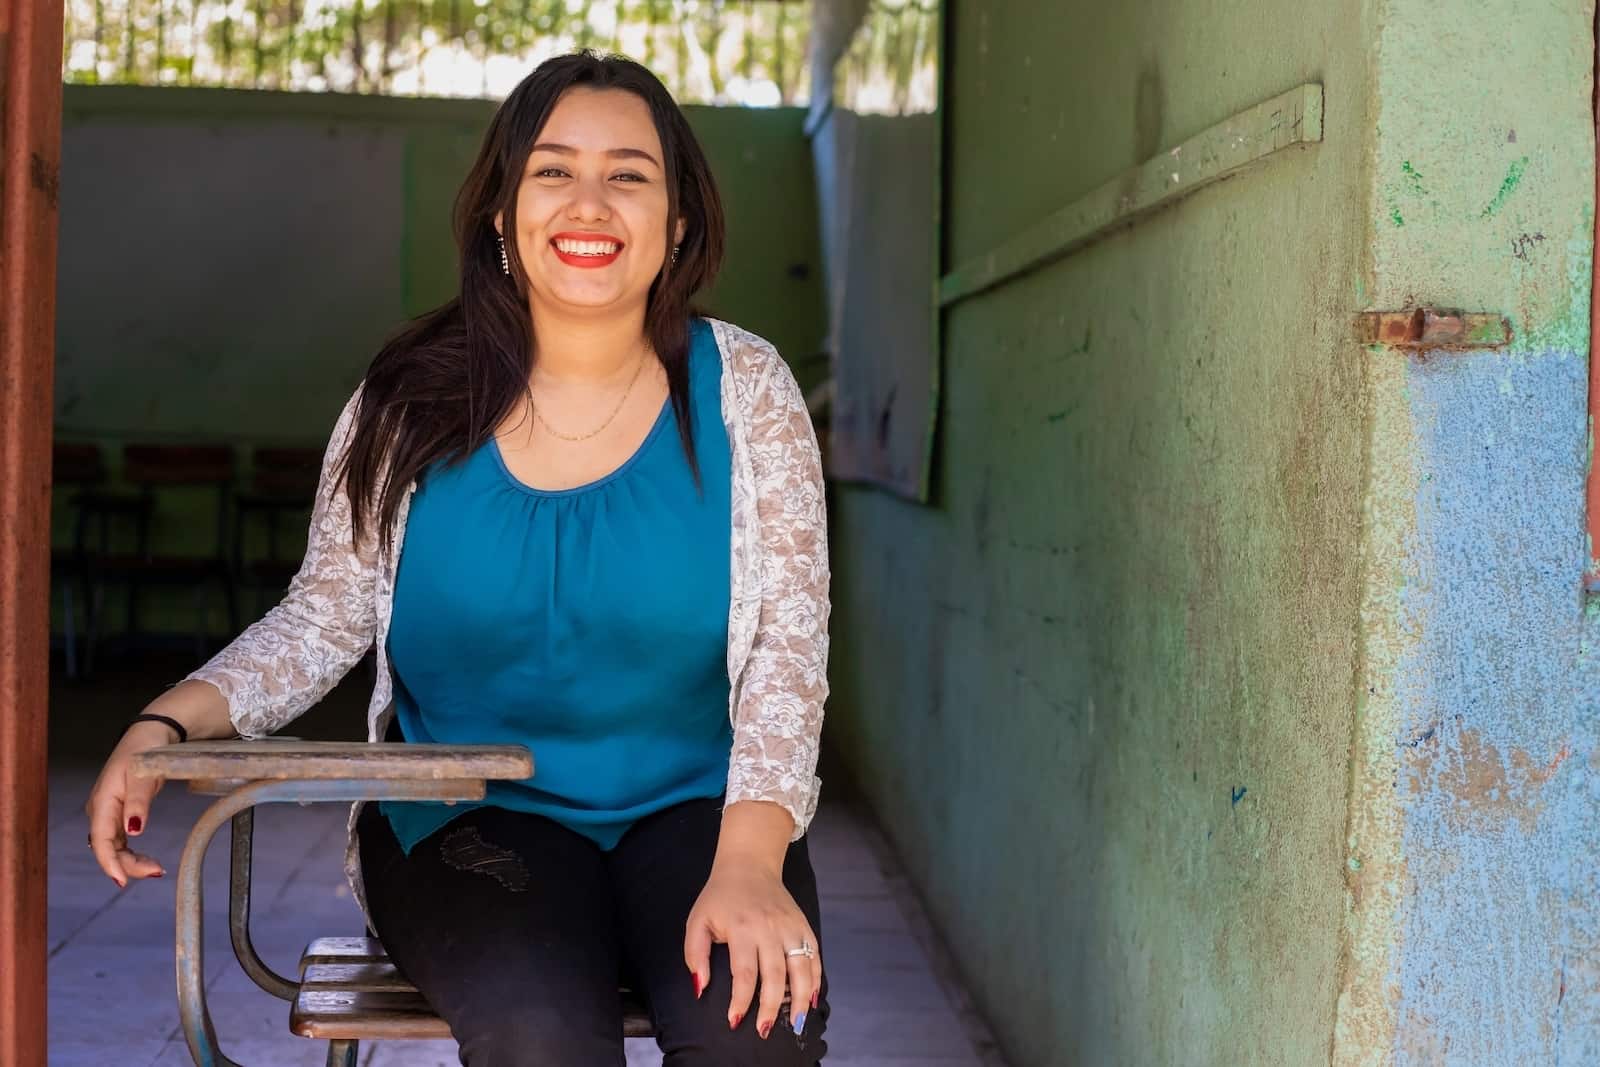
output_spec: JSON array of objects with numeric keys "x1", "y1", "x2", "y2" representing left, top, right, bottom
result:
[{"x1": 58, "y1": 0, "x2": 952, "y2": 112}]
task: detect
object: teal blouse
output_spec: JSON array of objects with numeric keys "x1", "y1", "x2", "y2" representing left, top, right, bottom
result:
[{"x1": 380, "y1": 318, "x2": 734, "y2": 852}]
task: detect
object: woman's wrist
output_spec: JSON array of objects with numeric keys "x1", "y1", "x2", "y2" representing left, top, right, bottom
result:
[
  {"x1": 122, "y1": 718, "x2": 183, "y2": 747},
  {"x1": 126, "y1": 713, "x2": 188, "y2": 745},
  {"x1": 136, "y1": 678, "x2": 237, "y2": 742},
  {"x1": 713, "y1": 799, "x2": 793, "y2": 878}
]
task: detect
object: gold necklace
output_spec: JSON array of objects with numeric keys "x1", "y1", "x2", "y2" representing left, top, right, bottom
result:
[{"x1": 531, "y1": 354, "x2": 648, "y2": 443}]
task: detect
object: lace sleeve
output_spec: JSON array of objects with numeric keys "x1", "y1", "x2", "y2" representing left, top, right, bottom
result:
[
  {"x1": 185, "y1": 388, "x2": 381, "y2": 737},
  {"x1": 724, "y1": 341, "x2": 831, "y2": 840}
]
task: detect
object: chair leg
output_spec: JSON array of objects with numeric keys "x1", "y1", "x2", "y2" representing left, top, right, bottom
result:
[
  {"x1": 221, "y1": 570, "x2": 239, "y2": 636},
  {"x1": 62, "y1": 584, "x2": 78, "y2": 680},
  {"x1": 326, "y1": 1038, "x2": 359, "y2": 1066},
  {"x1": 193, "y1": 584, "x2": 207, "y2": 665},
  {"x1": 84, "y1": 580, "x2": 104, "y2": 677}
]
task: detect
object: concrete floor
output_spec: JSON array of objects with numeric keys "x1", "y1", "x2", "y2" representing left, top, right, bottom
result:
[{"x1": 45, "y1": 653, "x2": 1003, "y2": 1066}]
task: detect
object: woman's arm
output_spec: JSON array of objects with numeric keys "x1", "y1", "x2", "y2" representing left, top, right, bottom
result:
[
  {"x1": 722, "y1": 339, "x2": 831, "y2": 842},
  {"x1": 685, "y1": 332, "x2": 829, "y2": 1040},
  {"x1": 88, "y1": 388, "x2": 383, "y2": 886}
]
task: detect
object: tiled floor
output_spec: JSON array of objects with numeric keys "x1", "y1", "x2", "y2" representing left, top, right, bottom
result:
[{"x1": 46, "y1": 762, "x2": 1003, "y2": 1066}]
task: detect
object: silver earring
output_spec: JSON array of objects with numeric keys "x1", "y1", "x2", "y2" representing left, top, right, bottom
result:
[
  {"x1": 671, "y1": 245, "x2": 680, "y2": 265},
  {"x1": 498, "y1": 235, "x2": 510, "y2": 276}
]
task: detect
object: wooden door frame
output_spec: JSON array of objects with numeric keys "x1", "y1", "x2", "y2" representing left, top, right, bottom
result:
[{"x1": 1, "y1": 0, "x2": 63, "y2": 1062}]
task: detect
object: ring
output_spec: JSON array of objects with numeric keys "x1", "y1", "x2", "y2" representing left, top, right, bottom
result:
[{"x1": 785, "y1": 940, "x2": 815, "y2": 960}]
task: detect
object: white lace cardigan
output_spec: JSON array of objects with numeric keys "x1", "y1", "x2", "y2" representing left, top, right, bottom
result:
[{"x1": 186, "y1": 317, "x2": 829, "y2": 921}]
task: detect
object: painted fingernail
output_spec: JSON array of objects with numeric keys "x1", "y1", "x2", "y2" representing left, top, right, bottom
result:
[
  {"x1": 793, "y1": 1010, "x2": 807, "y2": 1033},
  {"x1": 729, "y1": 1011, "x2": 744, "y2": 1031},
  {"x1": 127, "y1": 816, "x2": 142, "y2": 834},
  {"x1": 759, "y1": 1020, "x2": 773, "y2": 1039},
  {"x1": 692, "y1": 973, "x2": 702, "y2": 999},
  {"x1": 153, "y1": 871, "x2": 165, "y2": 879},
  {"x1": 811, "y1": 988, "x2": 819, "y2": 1010}
]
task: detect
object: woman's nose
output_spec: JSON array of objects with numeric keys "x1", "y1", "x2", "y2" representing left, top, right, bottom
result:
[{"x1": 566, "y1": 176, "x2": 612, "y2": 222}]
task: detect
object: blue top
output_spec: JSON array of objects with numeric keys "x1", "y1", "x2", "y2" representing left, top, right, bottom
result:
[{"x1": 380, "y1": 318, "x2": 734, "y2": 853}]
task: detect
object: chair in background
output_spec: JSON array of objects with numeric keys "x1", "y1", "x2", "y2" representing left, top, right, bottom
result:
[
  {"x1": 50, "y1": 442, "x2": 111, "y2": 678},
  {"x1": 233, "y1": 447, "x2": 321, "y2": 617},
  {"x1": 84, "y1": 444, "x2": 238, "y2": 671}
]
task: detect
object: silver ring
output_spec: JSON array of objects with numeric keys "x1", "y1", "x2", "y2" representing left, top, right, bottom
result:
[{"x1": 785, "y1": 940, "x2": 815, "y2": 959}]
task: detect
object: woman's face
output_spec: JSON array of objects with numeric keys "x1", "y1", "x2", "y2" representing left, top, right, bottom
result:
[{"x1": 500, "y1": 86, "x2": 684, "y2": 317}]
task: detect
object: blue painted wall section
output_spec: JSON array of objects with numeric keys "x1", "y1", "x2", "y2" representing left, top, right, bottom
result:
[{"x1": 1394, "y1": 347, "x2": 1600, "y2": 1064}]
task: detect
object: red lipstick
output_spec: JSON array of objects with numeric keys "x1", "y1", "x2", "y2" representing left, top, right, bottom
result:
[{"x1": 550, "y1": 231, "x2": 624, "y2": 269}]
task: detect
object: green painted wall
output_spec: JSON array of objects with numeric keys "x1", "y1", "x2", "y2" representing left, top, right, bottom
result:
[
  {"x1": 51, "y1": 85, "x2": 824, "y2": 640},
  {"x1": 827, "y1": 0, "x2": 1600, "y2": 1061},
  {"x1": 824, "y1": 1, "x2": 1375, "y2": 1062}
]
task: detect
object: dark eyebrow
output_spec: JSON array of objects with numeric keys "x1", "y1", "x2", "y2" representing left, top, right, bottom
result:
[{"x1": 529, "y1": 142, "x2": 661, "y2": 168}]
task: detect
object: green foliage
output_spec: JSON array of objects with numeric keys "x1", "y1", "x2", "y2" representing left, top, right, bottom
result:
[{"x1": 61, "y1": 0, "x2": 831, "y2": 103}]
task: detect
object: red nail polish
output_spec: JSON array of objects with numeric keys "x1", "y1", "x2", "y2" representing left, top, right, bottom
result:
[
  {"x1": 692, "y1": 973, "x2": 702, "y2": 999},
  {"x1": 729, "y1": 1011, "x2": 744, "y2": 1031},
  {"x1": 811, "y1": 988, "x2": 819, "y2": 1010},
  {"x1": 127, "y1": 816, "x2": 142, "y2": 834},
  {"x1": 759, "y1": 1021, "x2": 773, "y2": 1039}
]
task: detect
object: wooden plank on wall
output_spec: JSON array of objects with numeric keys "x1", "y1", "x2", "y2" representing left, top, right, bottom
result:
[
  {"x1": 0, "y1": 0, "x2": 64, "y2": 1062},
  {"x1": 939, "y1": 82, "x2": 1324, "y2": 307}
]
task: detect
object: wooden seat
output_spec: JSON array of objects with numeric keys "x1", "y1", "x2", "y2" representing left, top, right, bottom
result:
[{"x1": 292, "y1": 938, "x2": 655, "y2": 1041}]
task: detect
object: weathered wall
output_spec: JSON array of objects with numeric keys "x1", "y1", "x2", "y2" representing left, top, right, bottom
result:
[
  {"x1": 50, "y1": 85, "x2": 824, "y2": 636},
  {"x1": 826, "y1": 0, "x2": 1600, "y2": 1063},
  {"x1": 1336, "y1": 3, "x2": 1600, "y2": 1064},
  {"x1": 56, "y1": 85, "x2": 825, "y2": 445},
  {"x1": 824, "y1": 1, "x2": 1375, "y2": 1062}
]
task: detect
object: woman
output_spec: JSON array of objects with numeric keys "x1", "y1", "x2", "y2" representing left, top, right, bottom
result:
[{"x1": 84, "y1": 51, "x2": 830, "y2": 1066}]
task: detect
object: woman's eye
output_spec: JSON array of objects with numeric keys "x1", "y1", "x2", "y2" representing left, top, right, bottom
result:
[
  {"x1": 612, "y1": 172, "x2": 646, "y2": 183},
  {"x1": 533, "y1": 167, "x2": 568, "y2": 179}
]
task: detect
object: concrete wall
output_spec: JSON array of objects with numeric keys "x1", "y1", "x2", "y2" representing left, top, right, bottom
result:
[
  {"x1": 824, "y1": 2, "x2": 1375, "y2": 1061},
  {"x1": 56, "y1": 85, "x2": 825, "y2": 444},
  {"x1": 1337, "y1": 3, "x2": 1600, "y2": 1064},
  {"x1": 825, "y1": 0, "x2": 1600, "y2": 1063},
  {"x1": 51, "y1": 85, "x2": 824, "y2": 634}
]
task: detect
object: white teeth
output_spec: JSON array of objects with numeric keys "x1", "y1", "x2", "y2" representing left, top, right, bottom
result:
[{"x1": 554, "y1": 239, "x2": 620, "y2": 256}]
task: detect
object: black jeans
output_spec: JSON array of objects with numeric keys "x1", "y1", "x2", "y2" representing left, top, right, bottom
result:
[{"x1": 357, "y1": 796, "x2": 830, "y2": 1065}]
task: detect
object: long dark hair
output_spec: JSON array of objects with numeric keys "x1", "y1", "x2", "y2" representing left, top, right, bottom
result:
[{"x1": 339, "y1": 51, "x2": 726, "y2": 549}]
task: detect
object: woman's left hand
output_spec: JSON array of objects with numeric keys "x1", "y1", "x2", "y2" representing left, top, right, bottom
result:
[{"x1": 684, "y1": 858, "x2": 822, "y2": 1039}]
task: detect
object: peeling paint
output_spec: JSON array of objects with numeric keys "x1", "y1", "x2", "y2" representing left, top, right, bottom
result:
[
  {"x1": 1388, "y1": 347, "x2": 1598, "y2": 1065},
  {"x1": 1406, "y1": 727, "x2": 1569, "y2": 831}
]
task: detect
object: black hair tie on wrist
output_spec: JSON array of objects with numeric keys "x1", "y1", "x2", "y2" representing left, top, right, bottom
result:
[{"x1": 129, "y1": 713, "x2": 188, "y2": 745}]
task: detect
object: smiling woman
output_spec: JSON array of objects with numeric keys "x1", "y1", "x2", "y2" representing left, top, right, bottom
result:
[{"x1": 84, "y1": 50, "x2": 832, "y2": 1067}]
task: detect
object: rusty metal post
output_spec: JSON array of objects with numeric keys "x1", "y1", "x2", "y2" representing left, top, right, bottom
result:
[{"x1": 0, "y1": 0, "x2": 64, "y2": 1064}]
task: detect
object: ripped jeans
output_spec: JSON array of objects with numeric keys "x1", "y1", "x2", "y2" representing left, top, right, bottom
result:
[{"x1": 356, "y1": 796, "x2": 830, "y2": 1065}]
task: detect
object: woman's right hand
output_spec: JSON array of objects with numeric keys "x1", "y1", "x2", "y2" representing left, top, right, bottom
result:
[
  {"x1": 85, "y1": 680, "x2": 235, "y2": 886},
  {"x1": 85, "y1": 720, "x2": 178, "y2": 887}
]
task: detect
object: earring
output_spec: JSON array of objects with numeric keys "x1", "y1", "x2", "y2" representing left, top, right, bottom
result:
[
  {"x1": 671, "y1": 245, "x2": 680, "y2": 265},
  {"x1": 498, "y1": 235, "x2": 510, "y2": 276}
]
